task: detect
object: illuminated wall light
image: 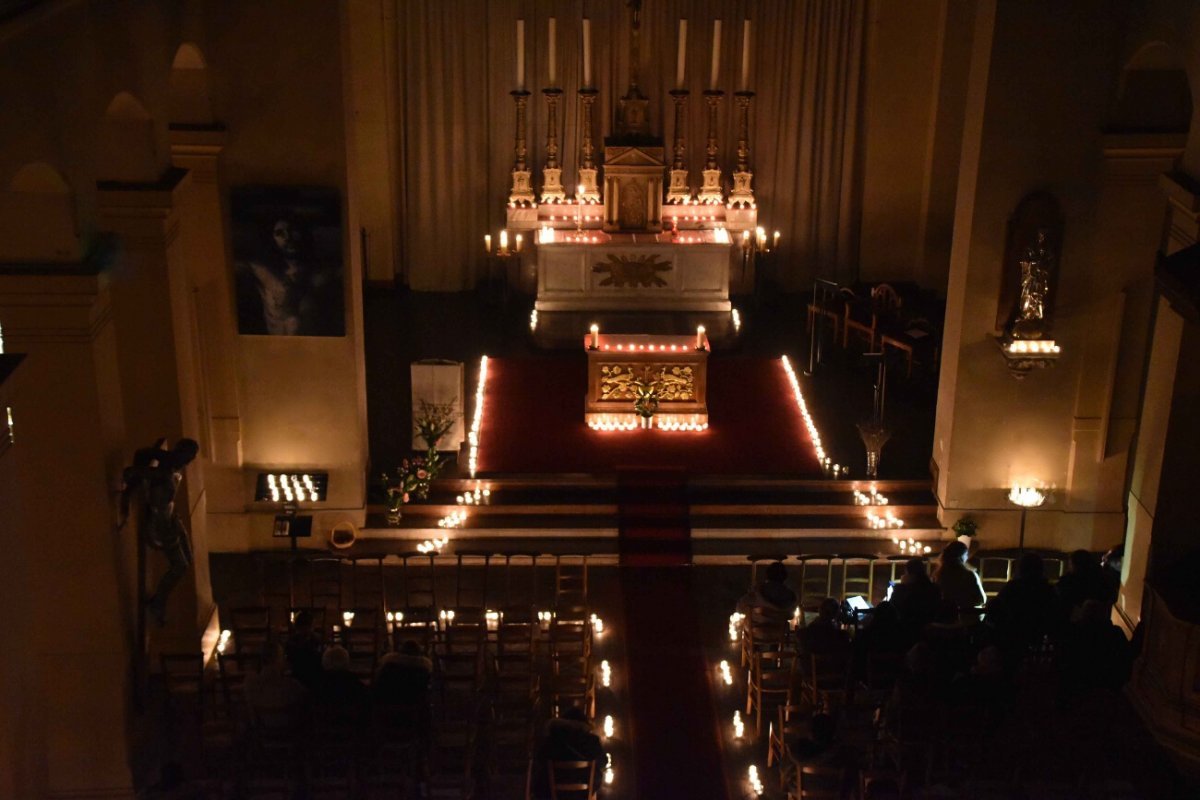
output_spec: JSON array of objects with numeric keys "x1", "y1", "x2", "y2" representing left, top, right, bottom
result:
[
  {"x1": 1008, "y1": 483, "x2": 1047, "y2": 508},
  {"x1": 603, "y1": 715, "x2": 614, "y2": 738},
  {"x1": 468, "y1": 356, "x2": 490, "y2": 477},
  {"x1": 781, "y1": 356, "x2": 828, "y2": 465},
  {"x1": 600, "y1": 659, "x2": 611, "y2": 687}
]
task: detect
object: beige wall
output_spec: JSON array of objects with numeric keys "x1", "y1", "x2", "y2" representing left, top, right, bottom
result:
[
  {"x1": 933, "y1": 0, "x2": 1137, "y2": 552},
  {"x1": 858, "y1": 0, "x2": 942, "y2": 287}
]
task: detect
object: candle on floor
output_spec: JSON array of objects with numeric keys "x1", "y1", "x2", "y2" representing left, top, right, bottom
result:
[
  {"x1": 676, "y1": 19, "x2": 688, "y2": 88},
  {"x1": 709, "y1": 19, "x2": 722, "y2": 89},
  {"x1": 773, "y1": 230, "x2": 781, "y2": 249},
  {"x1": 516, "y1": 20, "x2": 525, "y2": 89},
  {"x1": 582, "y1": 18, "x2": 592, "y2": 87},
  {"x1": 590, "y1": 324, "x2": 600, "y2": 350},
  {"x1": 696, "y1": 325, "x2": 706, "y2": 350},
  {"x1": 515, "y1": 233, "x2": 523, "y2": 252}
]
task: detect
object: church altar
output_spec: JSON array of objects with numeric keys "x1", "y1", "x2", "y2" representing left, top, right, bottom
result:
[
  {"x1": 584, "y1": 332, "x2": 709, "y2": 430},
  {"x1": 496, "y1": 2, "x2": 765, "y2": 315}
]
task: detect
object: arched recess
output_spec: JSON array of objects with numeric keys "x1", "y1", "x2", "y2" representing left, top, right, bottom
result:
[
  {"x1": 97, "y1": 91, "x2": 162, "y2": 183},
  {"x1": 1110, "y1": 41, "x2": 1192, "y2": 134},
  {"x1": 0, "y1": 162, "x2": 80, "y2": 262},
  {"x1": 169, "y1": 43, "x2": 215, "y2": 126}
]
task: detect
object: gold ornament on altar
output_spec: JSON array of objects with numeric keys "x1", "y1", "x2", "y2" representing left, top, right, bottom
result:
[
  {"x1": 593, "y1": 254, "x2": 672, "y2": 288},
  {"x1": 599, "y1": 364, "x2": 694, "y2": 401}
]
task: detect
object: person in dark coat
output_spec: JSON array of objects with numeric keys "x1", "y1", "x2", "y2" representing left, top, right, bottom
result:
[{"x1": 530, "y1": 706, "x2": 607, "y2": 799}]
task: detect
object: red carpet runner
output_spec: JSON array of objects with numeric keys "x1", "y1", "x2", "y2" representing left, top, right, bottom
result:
[
  {"x1": 477, "y1": 357, "x2": 823, "y2": 476},
  {"x1": 617, "y1": 467, "x2": 690, "y2": 567},
  {"x1": 620, "y1": 565, "x2": 730, "y2": 800}
]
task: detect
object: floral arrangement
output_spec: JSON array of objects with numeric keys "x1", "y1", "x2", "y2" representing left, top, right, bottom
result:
[
  {"x1": 632, "y1": 371, "x2": 664, "y2": 419},
  {"x1": 952, "y1": 516, "x2": 978, "y2": 538},
  {"x1": 382, "y1": 450, "x2": 442, "y2": 511},
  {"x1": 413, "y1": 399, "x2": 459, "y2": 451}
]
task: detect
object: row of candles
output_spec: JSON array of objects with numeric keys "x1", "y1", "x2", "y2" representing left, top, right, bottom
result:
[
  {"x1": 467, "y1": 355, "x2": 488, "y2": 478},
  {"x1": 515, "y1": 17, "x2": 754, "y2": 93},
  {"x1": 489, "y1": 226, "x2": 779, "y2": 251},
  {"x1": 587, "y1": 324, "x2": 708, "y2": 351}
]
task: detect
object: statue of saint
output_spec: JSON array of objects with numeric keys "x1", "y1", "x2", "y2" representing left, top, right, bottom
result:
[
  {"x1": 1015, "y1": 228, "x2": 1053, "y2": 336},
  {"x1": 118, "y1": 438, "x2": 199, "y2": 625}
]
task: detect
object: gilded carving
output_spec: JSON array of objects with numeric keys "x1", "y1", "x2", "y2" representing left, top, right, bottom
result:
[
  {"x1": 599, "y1": 364, "x2": 694, "y2": 401},
  {"x1": 592, "y1": 254, "x2": 672, "y2": 288}
]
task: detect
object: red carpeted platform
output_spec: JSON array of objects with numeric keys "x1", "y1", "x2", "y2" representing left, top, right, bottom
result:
[{"x1": 477, "y1": 356, "x2": 823, "y2": 476}]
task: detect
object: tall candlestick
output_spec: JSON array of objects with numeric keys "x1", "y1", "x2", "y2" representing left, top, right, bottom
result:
[
  {"x1": 709, "y1": 20, "x2": 722, "y2": 89},
  {"x1": 583, "y1": 19, "x2": 592, "y2": 87},
  {"x1": 676, "y1": 19, "x2": 688, "y2": 88},
  {"x1": 740, "y1": 20, "x2": 751, "y2": 91},
  {"x1": 499, "y1": 229, "x2": 509, "y2": 254},
  {"x1": 484, "y1": 234, "x2": 492, "y2": 254},
  {"x1": 590, "y1": 324, "x2": 599, "y2": 349},
  {"x1": 696, "y1": 325, "x2": 706, "y2": 350},
  {"x1": 516, "y1": 20, "x2": 525, "y2": 89},
  {"x1": 515, "y1": 233, "x2": 523, "y2": 252},
  {"x1": 548, "y1": 17, "x2": 557, "y2": 86}
]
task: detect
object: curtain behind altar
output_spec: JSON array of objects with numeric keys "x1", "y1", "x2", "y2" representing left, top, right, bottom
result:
[{"x1": 396, "y1": 0, "x2": 865, "y2": 291}]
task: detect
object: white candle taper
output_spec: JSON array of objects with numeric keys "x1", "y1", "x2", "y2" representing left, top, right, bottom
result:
[
  {"x1": 696, "y1": 325, "x2": 706, "y2": 350},
  {"x1": 590, "y1": 324, "x2": 599, "y2": 349},
  {"x1": 499, "y1": 230, "x2": 509, "y2": 255},
  {"x1": 516, "y1": 20, "x2": 525, "y2": 89},
  {"x1": 548, "y1": 17, "x2": 557, "y2": 86},
  {"x1": 484, "y1": 234, "x2": 492, "y2": 254},
  {"x1": 582, "y1": 19, "x2": 592, "y2": 87},
  {"x1": 709, "y1": 20, "x2": 722, "y2": 89},
  {"x1": 740, "y1": 20, "x2": 751, "y2": 90},
  {"x1": 676, "y1": 19, "x2": 688, "y2": 88}
]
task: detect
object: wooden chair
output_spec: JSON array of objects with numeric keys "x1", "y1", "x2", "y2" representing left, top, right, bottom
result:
[
  {"x1": 306, "y1": 555, "x2": 345, "y2": 613},
  {"x1": 453, "y1": 550, "x2": 491, "y2": 618},
  {"x1": 348, "y1": 555, "x2": 386, "y2": 612},
  {"x1": 747, "y1": 649, "x2": 796, "y2": 735},
  {"x1": 803, "y1": 651, "x2": 852, "y2": 710},
  {"x1": 789, "y1": 763, "x2": 846, "y2": 800},
  {"x1": 740, "y1": 603, "x2": 792, "y2": 669},
  {"x1": 548, "y1": 651, "x2": 596, "y2": 719},
  {"x1": 880, "y1": 319, "x2": 938, "y2": 379},
  {"x1": 797, "y1": 557, "x2": 835, "y2": 619},
  {"x1": 768, "y1": 703, "x2": 809, "y2": 770},
  {"x1": 554, "y1": 556, "x2": 589, "y2": 614},
  {"x1": 837, "y1": 554, "x2": 876, "y2": 605},
  {"x1": 228, "y1": 606, "x2": 272, "y2": 655},
  {"x1": 843, "y1": 283, "x2": 901, "y2": 350},
  {"x1": 547, "y1": 759, "x2": 599, "y2": 800}
]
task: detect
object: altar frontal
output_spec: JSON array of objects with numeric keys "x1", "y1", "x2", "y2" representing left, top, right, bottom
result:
[{"x1": 584, "y1": 330, "x2": 709, "y2": 431}]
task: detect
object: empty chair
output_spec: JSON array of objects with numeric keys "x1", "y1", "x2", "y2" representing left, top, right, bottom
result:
[
  {"x1": 797, "y1": 557, "x2": 835, "y2": 619},
  {"x1": 306, "y1": 556, "x2": 345, "y2": 613},
  {"x1": 554, "y1": 556, "x2": 589, "y2": 614},
  {"x1": 348, "y1": 555, "x2": 386, "y2": 611}
]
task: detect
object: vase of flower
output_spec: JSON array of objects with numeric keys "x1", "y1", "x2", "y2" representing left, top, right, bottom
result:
[
  {"x1": 414, "y1": 399, "x2": 460, "y2": 452},
  {"x1": 381, "y1": 450, "x2": 441, "y2": 527},
  {"x1": 385, "y1": 503, "x2": 403, "y2": 526}
]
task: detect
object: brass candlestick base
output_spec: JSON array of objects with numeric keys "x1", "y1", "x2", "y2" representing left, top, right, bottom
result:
[
  {"x1": 509, "y1": 90, "x2": 535, "y2": 205},
  {"x1": 729, "y1": 91, "x2": 755, "y2": 208},
  {"x1": 541, "y1": 88, "x2": 566, "y2": 203},
  {"x1": 667, "y1": 89, "x2": 691, "y2": 204},
  {"x1": 698, "y1": 90, "x2": 724, "y2": 204}
]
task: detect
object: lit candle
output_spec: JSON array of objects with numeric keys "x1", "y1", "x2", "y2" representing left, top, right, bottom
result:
[
  {"x1": 696, "y1": 325, "x2": 706, "y2": 350},
  {"x1": 590, "y1": 324, "x2": 599, "y2": 349},
  {"x1": 499, "y1": 229, "x2": 509, "y2": 255},
  {"x1": 516, "y1": 20, "x2": 526, "y2": 89},
  {"x1": 773, "y1": 231, "x2": 780, "y2": 249},
  {"x1": 484, "y1": 234, "x2": 492, "y2": 254},
  {"x1": 548, "y1": 17, "x2": 557, "y2": 86},
  {"x1": 676, "y1": 19, "x2": 688, "y2": 88},
  {"x1": 582, "y1": 19, "x2": 592, "y2": 87},
  {"x1": 709, "y1": 19, "x2": 722, "y2": 89},
  {"x1": 740, "y1": 19, "x2": 751, "y2": 91}
]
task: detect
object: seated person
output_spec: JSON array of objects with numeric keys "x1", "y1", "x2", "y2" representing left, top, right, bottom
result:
[
  {"x1": 284, "y1": 610, "x2": 323, "y2": 689},
  {"x1": 315, "y1": 645, "x2": 368, "y2": 715},
  {"x1": 933, "y1": 542, "x2": 986, "y2": 611},
  {"x1": 1057, "y1": 599, "x2": 1132, "y2": 701},
  {"x1": 890, "y1": 557, "x2": 943, "y2": 633},
  {"x1": 853, "y1": 601, "x2": 910, "y2": 680},
  {"x1": 798, "y1": 598, "x2": 850, "y2": 657},
  {"x1": 1056, "y1": 549, "x2": 1116, "y2": 619},
  {"x1": 987, "y1": 552, "x2": 1057, "y2": 659},
  {"x1": 245, "y1": 641, "x2": 308, "y2": 733},
  {"x1": 373, "y1": 640, "x2": 433, "y2": 708},
  {"x1": 529, "y1": 706, "x2": 606, "y2": 799},
  {"x1": 737, "y1": 561, "x2": 798, "y2": 616}
]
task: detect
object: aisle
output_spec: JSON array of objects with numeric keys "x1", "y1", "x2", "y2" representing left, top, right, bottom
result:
[
  {"x1": 620, "y1": 566, "x2": 731, "y2": 800},
  {"x1": 617, "y1": 467, "x2": 690, "y2": 567}
]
